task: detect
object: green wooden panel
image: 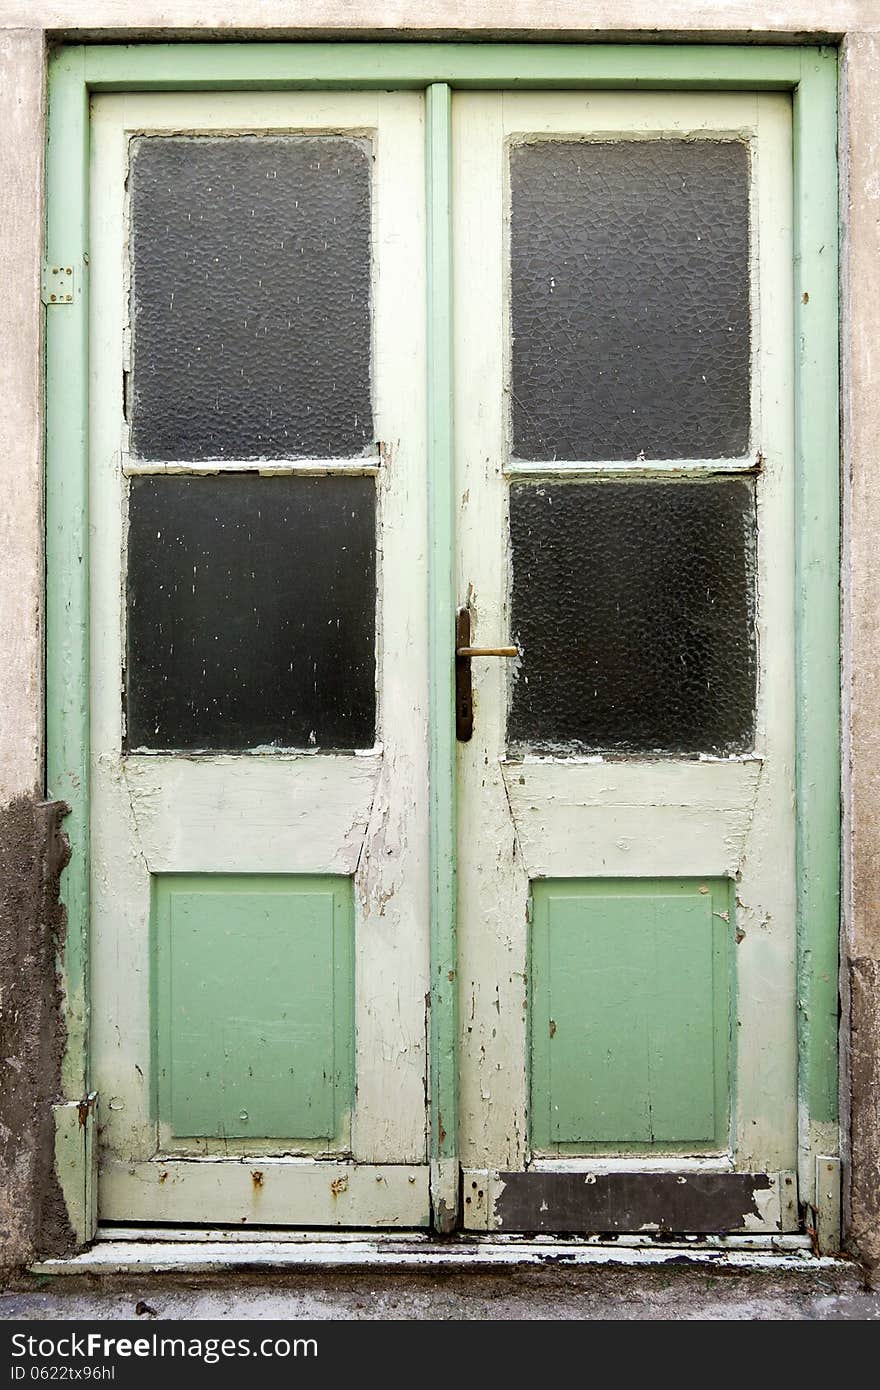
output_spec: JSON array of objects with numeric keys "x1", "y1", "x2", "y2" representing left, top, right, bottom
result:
[
  {"x1": 81, "y1": 43, "x2": 807, "y2": 92},
  {"x1": 530, "y1": 879, "x2": 731, "y2": 1152},
  {"x1": 153, "y1": 875, "x2": 354, "y2": 1142},
  {"x1": 793, "y1": 49, "x2": 840, "y2": 1132}
]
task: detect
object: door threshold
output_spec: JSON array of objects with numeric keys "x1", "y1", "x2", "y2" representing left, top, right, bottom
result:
[
  {"x1": 30, "y1": 1231, "x2": 849, "y2": 1277},
  {"x1": 91, "y1": 1225, "x2": 810, "y2": 1250}
]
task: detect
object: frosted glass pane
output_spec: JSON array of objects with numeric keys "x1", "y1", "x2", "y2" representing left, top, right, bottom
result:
[
  {"x1": 510, "y1": 140, "x2": 750, "y2": 461},
  {"x1": 508, "y1": 479, "x2": 756, "y2": 755},
  {"x1": 126, "y1": 475, "x2": 376, "y2": 751},
  {"x1": 130, "y1": 136, "x2": 373, "y2": 460}
]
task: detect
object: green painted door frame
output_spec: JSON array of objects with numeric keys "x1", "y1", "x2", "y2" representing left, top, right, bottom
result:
[{"x1": 45, "y1": 41, "x2": 840, "y2": 1235}]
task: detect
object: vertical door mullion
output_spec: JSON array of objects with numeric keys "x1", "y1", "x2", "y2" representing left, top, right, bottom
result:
[{"x1": 426, "y1": 80, "x2": 459, "y2": 1231}]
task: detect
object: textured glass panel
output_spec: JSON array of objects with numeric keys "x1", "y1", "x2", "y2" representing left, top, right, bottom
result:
[
  {"x1": 130, "y1": 136, "x2": 373, "y2": 460},
  {"x1": 508, "y1": 480, "x2": 756, "y2": 755},
  {"x1": 126, "y1": 475, "x2": 375, "y2": 751},
  {"x1": 510, "y1": 140, "x2": 751, "y2": 461}
]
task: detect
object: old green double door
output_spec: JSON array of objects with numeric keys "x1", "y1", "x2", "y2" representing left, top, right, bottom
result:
[{"x1": 89, "y1": 86, "x2": 800, "y2": 1233}]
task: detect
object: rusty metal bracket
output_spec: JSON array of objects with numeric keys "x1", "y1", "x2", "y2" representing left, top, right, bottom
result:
[{"x1": 41, "y1": 261, "x2": 75, "y2": 305}]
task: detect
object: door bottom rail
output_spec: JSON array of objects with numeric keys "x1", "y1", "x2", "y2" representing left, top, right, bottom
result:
[{"x1": 461, "y1": 1168, "x2": 800, "y2": 1236}]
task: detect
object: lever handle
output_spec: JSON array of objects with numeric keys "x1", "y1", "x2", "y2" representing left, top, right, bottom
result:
[
  {"x1": 455, "y1": 608, "x2": 518, "y2": 742},
  {"x1": 456, "y1": 645, "x2": 519, "y2": 658}
]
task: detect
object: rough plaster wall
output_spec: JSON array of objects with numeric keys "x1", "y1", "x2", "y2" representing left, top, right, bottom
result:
[
  {"x1": 0, "y1": 0, "x2": 875, "y2": 39},
  {"x1": 843, "y1": 29, "x2": 880, "y2": 1275},
  {"x1": 0, "y1": 27, "x2": 43, "y2": 808}
]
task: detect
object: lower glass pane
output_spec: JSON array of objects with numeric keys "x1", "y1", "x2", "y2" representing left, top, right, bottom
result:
[
  {"x1": 126, "y1": 474, "x2": 376, "y2": 751},
  {"x1": 508, "y1": 479, "x2": 756, "y2": 756}
]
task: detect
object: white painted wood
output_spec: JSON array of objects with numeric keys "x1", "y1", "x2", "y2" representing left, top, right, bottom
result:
[
  {"x1": 350, "y1": 92, "x2": 429, "y2": 1162},
  {"x1": 92, "y1": 1227, "x2": 432, "y2": 1242},
  {"x1": 92, "y1": 1223, "x2": 812, "y2": 1248},
  {"x1": 505, "y1": 458, "x2": 759, "y2": 477},
  {"x1": 454, "y1": 93, "x2": 797, "y2": 1178},
  {"x1": 527, "y1": 1156, "x2": 736, "y2": 1172},
  {"x1": 99, "y1": 1160, "x2": 429, "y2": 1227},
  {"x1": 733, "y1": 95, "x2": 797, "y2": 1171},
  {"x1": 34, "y1": 1238, "x2": 837, "y2": 1277},
  {"x1": 123, "y1": 756, "x2": 380, "y2": 874},
  {"x1": 503, "y1": 760, "x2": 762, "y2": 878},
  {"x1": 89, "y1": 92, "x2": 429, "y2": 1224},
  {"x1": 454, "y1": 93, "x2": 531, "y2": 1173},
  {"x1": 122, "y1": 457, "x2": 381, "y2": 476}
]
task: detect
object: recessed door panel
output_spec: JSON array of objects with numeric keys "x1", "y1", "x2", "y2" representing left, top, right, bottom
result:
[{"x1": 530, "y1": 879, "x2": 731, "y2": 1151}]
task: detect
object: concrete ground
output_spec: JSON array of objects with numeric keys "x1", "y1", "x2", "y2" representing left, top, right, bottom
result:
[{"x1": 2, "y1": 1263, "x2": 879, "y2": 1320}]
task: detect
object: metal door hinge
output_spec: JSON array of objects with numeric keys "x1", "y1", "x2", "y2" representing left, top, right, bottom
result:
[{"x1": 41, "y1": 261, "x2": 76, "y2": 305}]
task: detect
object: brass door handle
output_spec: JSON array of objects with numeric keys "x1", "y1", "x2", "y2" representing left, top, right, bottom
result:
[
  {"x1": 456, "y1": 646, "x2": 519, "y2": 658},
  {"x1": 455, "y1": 607, "x2": 518, "y2": 742}
]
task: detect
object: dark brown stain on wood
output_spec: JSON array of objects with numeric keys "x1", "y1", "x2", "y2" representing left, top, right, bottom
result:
[{"x1": 494, "y1": 1170, "x2": 775, "y2": 1234}]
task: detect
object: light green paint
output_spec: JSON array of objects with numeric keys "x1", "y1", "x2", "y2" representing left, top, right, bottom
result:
[
  {"x1": 45, "y1": 43, "x2": 840, "y2": 1227},
  {"x1": 530, "y1": 879, "x2": 732, "y2": 1153},
  {"x1": 52, "y1": 1094, "x2": 97, "y2": 1245},
  {"x1": 45, "y1": 45, "x2": 91, "y2": 1105},
  {"x1": 426, "y1": 82, "x2": 459, "y2": 1217},
  {"x1": 792, "y1": 48, "x2": 840, "y2": 1133},
  {"x1": 80, "y1": 43, "x2": 806, "y2": 92},
  {"x1": 153, "y1": 875, "x2": 354, "y2": 1144}
]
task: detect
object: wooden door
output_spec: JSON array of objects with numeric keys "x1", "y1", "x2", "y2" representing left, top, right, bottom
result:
[
  {"x1": 454, "y1": 91, "x2": 799, "y2": 1235},
  {"x1": 89, "y1": 91, "x2": 430, "y2": 1227}
]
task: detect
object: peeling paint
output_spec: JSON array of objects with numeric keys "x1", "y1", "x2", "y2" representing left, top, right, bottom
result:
[
  {"x1": 492, "y1": 1170, "x2": 778, "y2": 1235},
  {"x1": 99, "y1": 1159, "x2": 429, "y2": 1226},
  {"x1": 86, "y1": 91, "x2": 431, "y2": 1226}
]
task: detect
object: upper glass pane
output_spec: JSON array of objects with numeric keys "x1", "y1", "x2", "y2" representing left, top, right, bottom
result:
[
  {"x1": 510, "y1": 139, "x2": 751, "y2": 462},
  {"x1": 129, "y1": 135, "x2": 373, "y2": 461}
]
